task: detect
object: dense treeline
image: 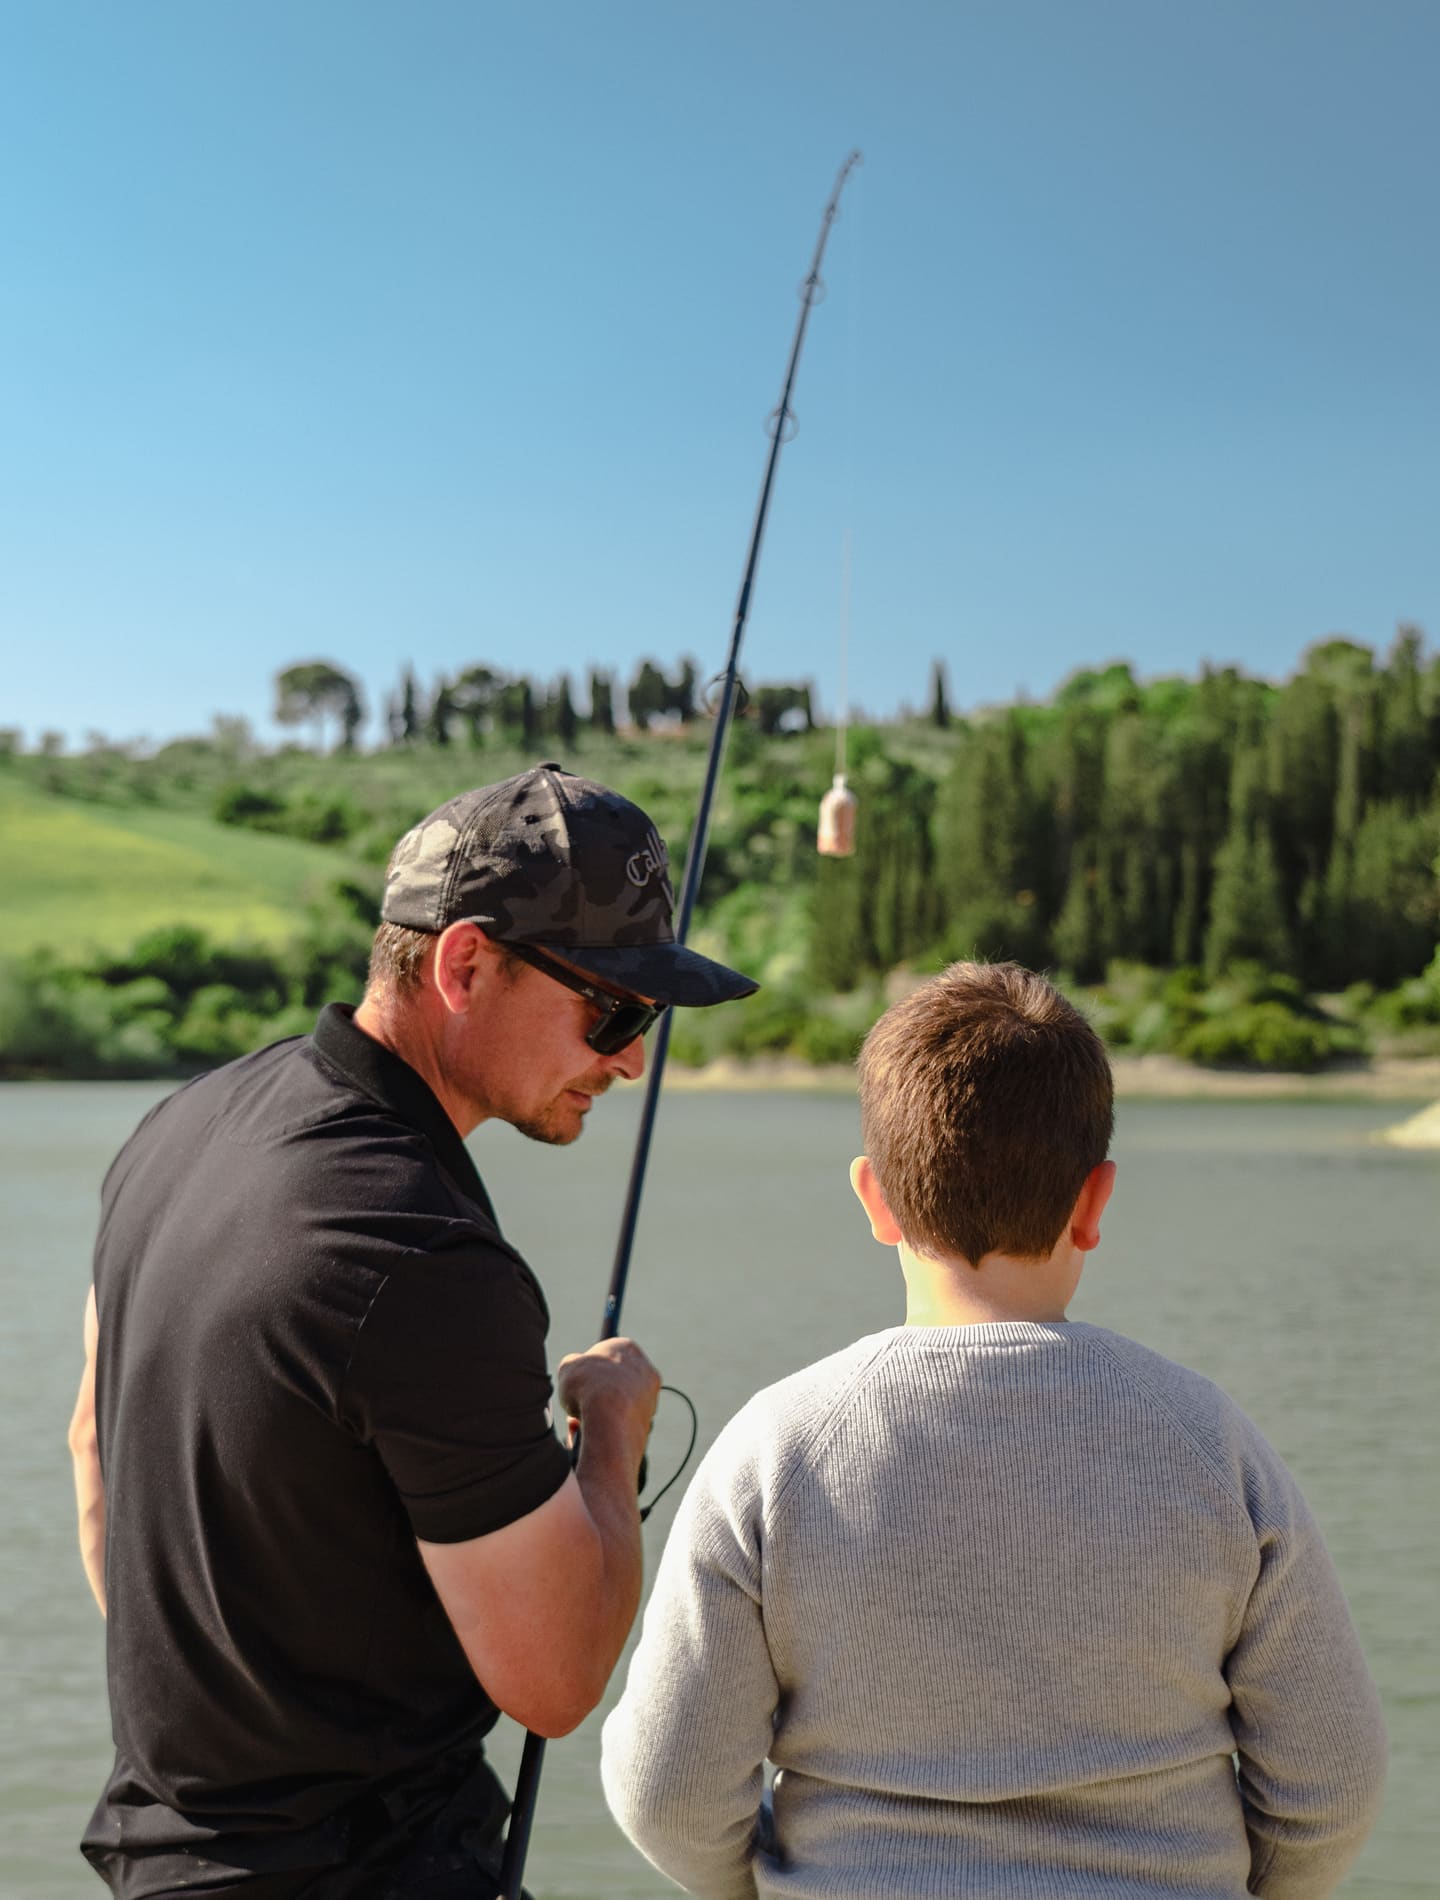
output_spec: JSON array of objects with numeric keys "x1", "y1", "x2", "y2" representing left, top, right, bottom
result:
[
  {"x1": 812, "y1": 631, "x2": 1440, "y2": 995},
  {"x1": 3, "y1": 630, "x2": 1438, "y2": 1076}
]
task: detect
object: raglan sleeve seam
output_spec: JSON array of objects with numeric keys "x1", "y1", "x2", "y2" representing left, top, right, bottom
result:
[
  {"x1": 764, "y1": 1335, "x2": 900, "y2": 1540},
  {"x1": 1078, "y1": 1331, "x2": 1254, "y2": 1518}
]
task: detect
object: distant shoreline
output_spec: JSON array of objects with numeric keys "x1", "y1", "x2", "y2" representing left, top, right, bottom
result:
[
  {"x1": 5, "y1": 1054, "x2": 1440, "y2": 1118},
  {"x1": 662, "y1": 1053, "x2": 1440, "y2": 1105}
]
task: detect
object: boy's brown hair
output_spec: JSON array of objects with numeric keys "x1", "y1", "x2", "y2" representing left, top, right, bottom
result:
[{"x1": 857, "y1": 961, "x2": 1113, "y2": 1267}]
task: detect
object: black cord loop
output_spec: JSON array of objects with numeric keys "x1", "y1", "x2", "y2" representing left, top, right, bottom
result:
[{"x1": 639, "y1": 1384, "x2": 699, "y2": 1523}]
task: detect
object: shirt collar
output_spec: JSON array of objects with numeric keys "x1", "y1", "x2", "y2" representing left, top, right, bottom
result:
[{"x1": 311, "y1": 1003, "x2": 496, "y2": 1223}]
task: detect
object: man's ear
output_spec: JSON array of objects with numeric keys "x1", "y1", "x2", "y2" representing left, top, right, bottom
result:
[
  {"x1": 1070, "y1": 1160, "x2": 1117, "y2": 1254},
  {"x1": 850, "y1": 1156, "x2": 904, "y2": 1247},
  {"x1": 433, "y1": 923, "x2": 505, "y2": 1017}
]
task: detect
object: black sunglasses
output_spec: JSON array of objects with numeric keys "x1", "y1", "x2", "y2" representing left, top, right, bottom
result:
[{"x1": 503, "y1": 941, "x2": 669, "y2": 1056}]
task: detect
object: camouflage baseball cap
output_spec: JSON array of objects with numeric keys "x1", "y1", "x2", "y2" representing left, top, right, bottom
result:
[{"x1": 381, "y1": 764, "x2": 759, "y2": 1007}]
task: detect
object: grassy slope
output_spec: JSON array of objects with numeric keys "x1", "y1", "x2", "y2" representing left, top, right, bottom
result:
[{"x1": 0, "y1": 778, "x2": 351, "y2": 957}]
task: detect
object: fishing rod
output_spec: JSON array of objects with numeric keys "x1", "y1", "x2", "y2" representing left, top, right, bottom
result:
[{"x1": 495, "y1": 146, "x2": 862, "y2": 1900}]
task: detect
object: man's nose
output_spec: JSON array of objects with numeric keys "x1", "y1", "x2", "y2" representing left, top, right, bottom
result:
[{"x1": 609, "y1": 1032, "x2": 647, "y2": 1082}]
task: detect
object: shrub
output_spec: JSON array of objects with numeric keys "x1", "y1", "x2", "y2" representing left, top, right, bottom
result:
[
  {"x1": 726, "y1": 990, "x2": 809, "y2": 1059},
  {"x1": 1365, "y1": 949, "x2": 1440, "y2": 1030},
  {"x1": 666, "y1": 1025, "x2": 709, "y2": 1069},
  {"x1": 1176, "y1": 1003, "x2": 1340, "y2": 1071},
  {"x1": 168, "y1": 985, "x2": 270, "y2": 1066},
  {"x1": 215, "y1": 783, "x2": 287, "y2": 829},
  {"x1": 792, "y1": 1014, "x2": 862, "y2": 1066}
]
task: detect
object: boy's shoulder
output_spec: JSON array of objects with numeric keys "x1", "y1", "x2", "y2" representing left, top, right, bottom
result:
[
  {"x1": 712, "y1": 1320, "x2": 1267, "y2": 1451},
  {"x1": 696, "y1": 1329, "x2": 904, "y2": 1504},
  {"x1": 1065, "y1": 1322, "x2": 1257, "y2": 1430},
  {"x1": 698, "y1": 1321, "x2": 1300, "y2": 1538},
  {"x1": 725, "y1": 1328, "x2": 902, "y2": 1435},
  {"x1": 1066, "y1": 1321, "x2": 1298, "y2": 1517}
]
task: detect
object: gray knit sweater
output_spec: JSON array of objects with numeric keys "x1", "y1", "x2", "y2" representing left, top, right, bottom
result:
[{"x1": 601, "y1": 1322, "x2": 1385, "y2": 1900}]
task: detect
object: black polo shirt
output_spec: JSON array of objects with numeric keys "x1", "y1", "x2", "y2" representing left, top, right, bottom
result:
[{"x1": 82, "y1": 1005, "x2": 572, "y2": 1898}]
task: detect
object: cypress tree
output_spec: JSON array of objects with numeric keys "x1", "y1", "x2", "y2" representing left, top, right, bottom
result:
[
  {"x1": 399, "y1": 668, "x2": 421, "y2": 746},
  {"x1": 929, "y1": 660, "x2": 951, "y2": 729},
  {"x1": 588, "y1": 669, "x2": 615, "y2": 735},
  {"x1": 550, "y1": 675, "x2": 579, "y2": 748},
  {"x1": 429, "y1": 680, "x2": 455, "y2": 747},
  {"x1": 628, "y1": 660, "x2": 668, "y2": 731},
  {"x1": 673, "y1": 659, "x2": 698, "y2": 724}
]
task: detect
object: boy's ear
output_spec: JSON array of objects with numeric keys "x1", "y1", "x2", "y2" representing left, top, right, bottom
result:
[
  {"x1": 850, "y1": 1156, "x2": 904, "y2": 1247},
  {"x1": 1070, "y1": 1160, "x2": 1117, "y2": 1253}
]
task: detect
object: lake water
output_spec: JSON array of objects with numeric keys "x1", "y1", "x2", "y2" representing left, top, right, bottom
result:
[{"x1": 2, "y1": 1081, "x2": 1436, "y2": 1899}]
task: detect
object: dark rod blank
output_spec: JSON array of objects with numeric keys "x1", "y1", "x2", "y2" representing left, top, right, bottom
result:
[{"x1": 496, "y1": 148, "x2": 862, "y2": 1900}]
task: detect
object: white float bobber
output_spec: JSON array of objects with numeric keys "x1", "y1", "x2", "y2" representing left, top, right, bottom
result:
[{"x1": 817, "y1": 771, "x2": 857, "y2": 857}]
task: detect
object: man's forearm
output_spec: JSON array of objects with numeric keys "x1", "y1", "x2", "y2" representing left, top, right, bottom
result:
[
  {"x1": 573, "y1": 1413, "x2": 646, "y2": 1677},
  {"x1": 69, "y1": 1286, "x2": 106, "y2": 1617}
]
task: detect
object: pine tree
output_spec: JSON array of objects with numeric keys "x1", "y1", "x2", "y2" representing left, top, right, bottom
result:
[
  {"x1": 808, "y1": 856, "x2": 866, "y2": 991},
  {"x1": 1202, "y1": 829, "x2": 1293, "y2": 975},
  {"x1": 1202, "y1": 744, "x2": 1293, "y2": 975},
  {"x1": 273, "y1": 662, "x2": 363, "y2": 754},
  {"x1": 1171, "y1": 843, "x2": 1205, "y2": 968},
  {"x1": 452, "y1": 665, "x2": 501, "y2": 747},
  {"x1": 628, "y1": 660, "x2": 669, "y2": 731},
  {"x1": 1377, "y1": 626, "x2": 1432, "y2": 806},
  {"x1": 1052, "y1": 857, "x2": 1108, "y2": 982},
  {"x1": 933, "y1": 714, "x2": 1048, "y2": 965},
  {"x1": 1265, "y1": 672, "x2": 1339, "y2": 923}
]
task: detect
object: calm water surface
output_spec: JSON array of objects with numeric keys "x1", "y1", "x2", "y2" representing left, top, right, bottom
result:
[{"x1": 2, "y1": 1083, "x2": 1436, "y2": 1898}]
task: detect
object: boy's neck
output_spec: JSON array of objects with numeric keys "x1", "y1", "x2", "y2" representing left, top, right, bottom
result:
[{"x1": 900, "y1": 1239, "x2": 1079, "y2": 1328}]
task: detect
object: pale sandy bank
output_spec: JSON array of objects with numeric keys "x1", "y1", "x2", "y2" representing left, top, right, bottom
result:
[{"x1": 1379, "y1": 1100, "x2": 1440, "y2": 1148}]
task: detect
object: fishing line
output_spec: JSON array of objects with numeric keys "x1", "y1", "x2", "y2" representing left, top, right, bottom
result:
[
  {"x1": 638, "y1": 1385, "x2": 699, "y2": 1524},
  {"x1": 839, "y1": 161, "x2": 861, "y2": 777},
  {"x1": 818, "y1": 169, "x2": 861, "y2": 861},
  {"x1": 497, "y1": 149, "x2": 862, "y2": 1900}
]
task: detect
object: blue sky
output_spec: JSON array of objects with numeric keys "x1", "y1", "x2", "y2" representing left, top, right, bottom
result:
[{"x1": 2, "y1": 1, "x2": 1436, "y2": 747}]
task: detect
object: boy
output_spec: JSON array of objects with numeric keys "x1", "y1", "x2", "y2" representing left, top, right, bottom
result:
[{"x1": 601, "y1": 962, "x2": 1385, "y2": 1898}]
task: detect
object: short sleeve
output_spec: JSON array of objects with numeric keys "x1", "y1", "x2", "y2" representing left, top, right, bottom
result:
[{"x1": 343, "y1": 1236, "x2": 571, "y2": 1543}]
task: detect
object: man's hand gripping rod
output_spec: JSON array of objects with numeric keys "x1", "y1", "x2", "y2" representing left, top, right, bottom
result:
[{"x1": 496, "y1": 147, "x2": 862, "y2": 1900}]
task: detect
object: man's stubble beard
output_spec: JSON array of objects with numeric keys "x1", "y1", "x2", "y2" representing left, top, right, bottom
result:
[{"x1": 512, "y1": 1071, "x2": 615, "y2": 1147}]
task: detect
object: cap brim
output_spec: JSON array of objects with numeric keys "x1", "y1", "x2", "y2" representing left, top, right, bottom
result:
[{"x1": 529, "y1": 939, "x2": 759, "y2": 1008}]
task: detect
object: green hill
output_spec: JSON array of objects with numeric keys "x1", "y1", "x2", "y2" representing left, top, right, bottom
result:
[{"x1": 0, "y1": 779, "x2": 353, "y2": 958}]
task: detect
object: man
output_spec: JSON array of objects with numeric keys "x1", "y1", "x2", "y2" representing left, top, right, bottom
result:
[
  {"x1": 68, "y1": 763, "x2": 757, "y2": 1899},
  {"x1": 602, "y1": 962, "x2": 1387, "y2": 1900}
]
